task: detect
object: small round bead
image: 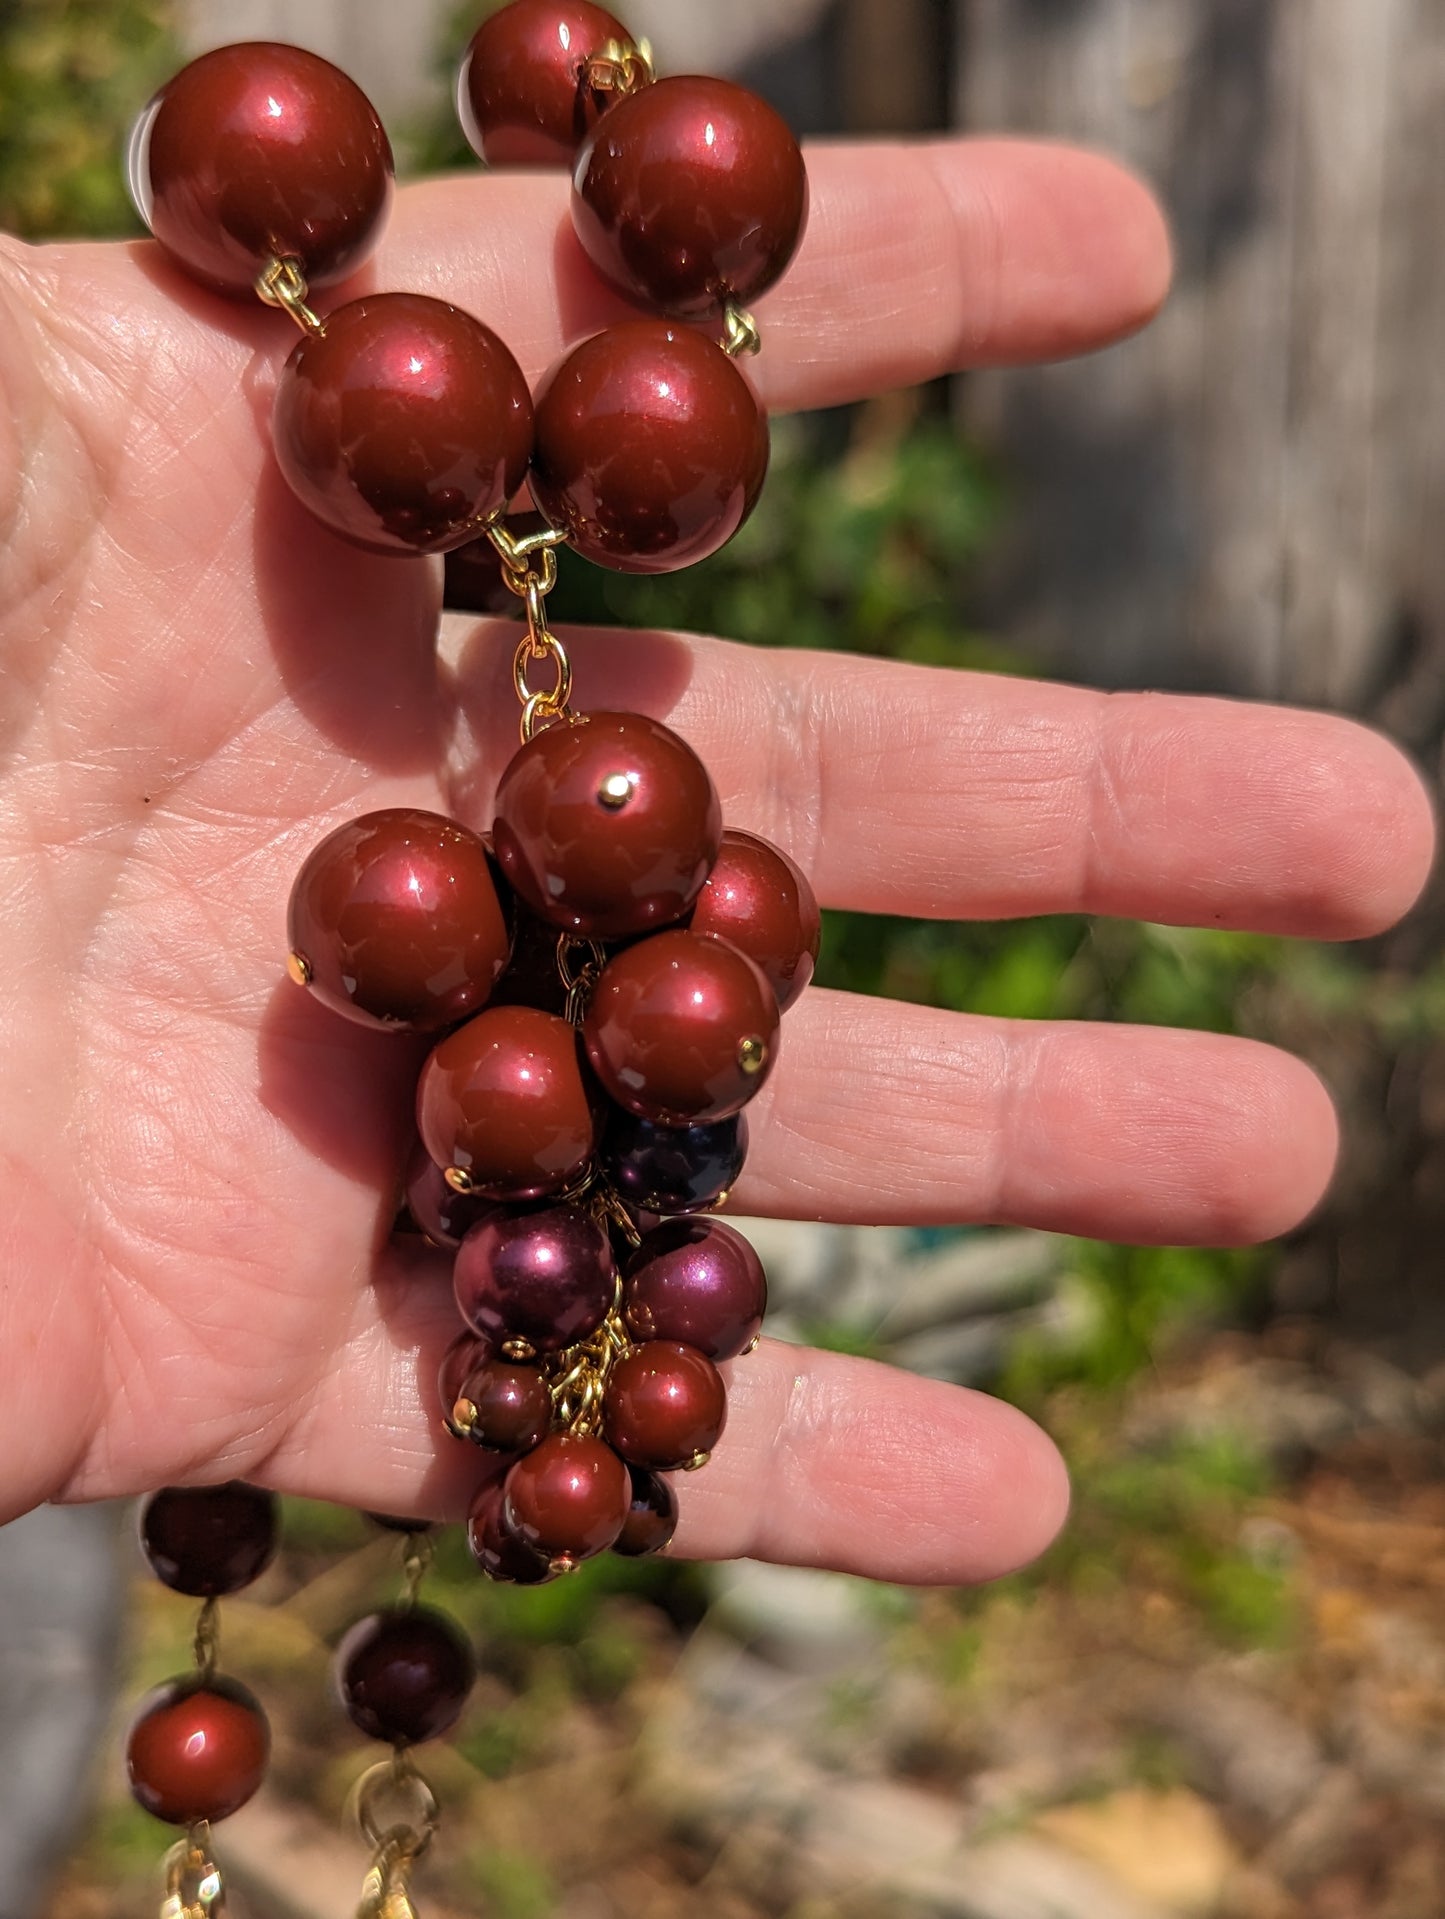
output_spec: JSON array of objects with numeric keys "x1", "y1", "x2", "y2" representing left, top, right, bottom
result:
[
  {"x1": 133, "y1": 43, "x2": 393, "y2": 294},
  {"x1": 571, "y1": 75, "x2": 808, "y2": 315},
  {"x1": 405, "y1": 1139, "x2": 496, "y2": 1250},
  {"x1": 612, "y1": 1464, "x2": 678, "y2": 1557},
  {"x1": 468, "y1": 1478, "x2": 559, "y2": 1584},
  {"x1": 288, "y1": 810, "x2": 510, "y2": 1034},
  {"x1": 459, "y1": 0, "x2": 633, "y2": 167},
  {"x1": 273, "y1": 294, "x2": 533, "y2": 555},
  {"x1": 688, "y1": 830, "x2": 820, "y2": 1013},
  {"x1": 601, "y1": 1109, "x2": 747, "y2": 1216},
  {"x1": 439, "y1": 1329, "x2": 494, "y2": 1437},
  {"x1": 127, "y1": 1676, "x2": 270, "y2": 1825},
  {"x1": 456, "y1": 1357, "x2": 554, "y2": 1452},
  {"x1": 454, "y1": 1204, "x2": 616, "y2": 1353},
  {"x1": 624, "y1": 1218, "x2": 766, "y2": 1361},
  {"x1": 416, "y1": 1005, "x2": 595, "y2": 1199},
  {"x1": 530, "y1": 321, "x2": 768, "y2": 573},
  {"x1": 139, "y1": 1483, "x2": 278, "y2": 1597},
  {"x1": 335, "y1": 1607, "x2": 476, "y2": 1746},
  {"x1": 494, "y1": 712, "x2": 721, "y2": 938},
  {"x1": 604, "y1": 1340, "x2": 727, "y2": 1471},
  {"x1": 504, "y1": 1432, "x2": 630, "y2": 1561},
  {"x1": 584, "y1": 930, "x2": 780, "y2": 1124}
]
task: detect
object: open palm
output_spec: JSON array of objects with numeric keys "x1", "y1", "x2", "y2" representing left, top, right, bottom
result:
[{"x1": 0, "y1": 142, "x2": 1430, "y2": 1583}]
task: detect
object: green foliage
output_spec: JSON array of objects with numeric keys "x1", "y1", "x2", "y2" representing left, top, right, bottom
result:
[
  {"x1": 465, "y1": 1846, "x2": 557, "y2": 1919},
  {"x1": 0, "y1": 0, "x2": 180, "y2": 239}
]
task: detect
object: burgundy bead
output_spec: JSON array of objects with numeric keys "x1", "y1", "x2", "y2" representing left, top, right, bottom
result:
[
  {"x1": 455, "y1": 1356, "x2": 554, "y2": 1451},
  {"x1": 416, "y1": 1005, "x2": 595, "y2": 1199},
  {"x1": 273, "y1": 293, "x2": 533, "y2": 555},
  {"x1": 336, "y1": 1606, "x2": 476, "y2": 1746},
  {"x1": 405, "y1": 1139, "x2": 495, "y2": 1250},
  {"x1": 127, "y1": 1676, "x2": 270, "y2": 1825},
  {"x1": 288, "y1": 810, "x2": 510, "y2": 1034},
  {"x1": 604, "y1": 1340, "x2": 727, "y2": 1471},
  {"x1": 493, "y1": 711, "x2": 721, "y2": 938},
  {"x1": 504, "y1": 1432, "x2": 629, "y2": 1561},
  {"x1": 602, "y1": 1109, "x2": 747, "y2": 1216},
  {"x1": 530, "y1": 321, "x2": 768, "y2": 572},
  {"x1": 139, "y1": 1484, "x2": 278, "y2": 1598},
  {"x1": 571, "y1": 75, "x2": 808, "y2": 315},
  {"x1": 624, "y1": 1218, "x2": 766, "y2": 1361},
  {"x1": 460, "y1": 0, "x2": 634, "y2": 167},
  {"x1": 439, "y1": 1329, "x2": 494, "y2": 1437},
  {"x1": 454, "y1": 1204, "x2": 615, "y2": 1353},
  {"x1": 133, "y1": 43, "x2": 393, "y2": 294},
  {"x1": 584, "y1": 929, "x2": 779, "y2": 1124},
  {"x1": 612, "y1": 1464, "x2": 679, "y2": 1557},
  {"x1": 689, "y1": 830, "x2": 820, "y2": 1013},
  {"x1": 468, "y1": 1478, "x2": 559, "y2": 1583}
]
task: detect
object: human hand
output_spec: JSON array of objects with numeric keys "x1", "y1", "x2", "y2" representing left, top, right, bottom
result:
[{"x1": 0, "y1": 140, "x2": 1430, "y2": 1580}]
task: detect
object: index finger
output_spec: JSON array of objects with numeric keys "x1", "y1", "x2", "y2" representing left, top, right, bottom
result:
[{"x1": 377, "y1": 137, "x2": 1172, "y2": 410}]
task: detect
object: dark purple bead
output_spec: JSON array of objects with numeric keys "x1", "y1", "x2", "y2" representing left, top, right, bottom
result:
[
  {"x1": 140, "y1": 1484, "x2": 278, "y2": 1597},
  {"x1": 404, "y1": 1138, "x2": 495, "y2": 1249},
  {"x1": 623, "y1": 1218, "x2": 766, "y2": 1362},
  {"x1": 601, "y1": 1110, "x2": 747, "y2": 1216},
  {"x1": 454, "y1": 1205, "x2": 616, "y2": 1353},
  {"x1": 335, "y1": 1606, "x2": 476, "y2": 1746},
  {"x1": 467, "y1": 1478, "x2": 559, "y2": 1584},
  {"x1": 612, "y1": 1464, "x2": 678, "y2": 1557},
  {"x1": 455, "y1": 1357, "x2": 554, "y2": 1452}
]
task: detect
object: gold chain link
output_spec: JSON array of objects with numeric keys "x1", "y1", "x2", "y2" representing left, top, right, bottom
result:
[
  {"x1": 584, "y1": 36, "x2": 655, "y2": 96},
  {"x1": 161, "y1": 1830, "x2": 226, "y2": 1919},
  {"x1": 192, "y1": 1597, "x2": 220, "y2": 1683},
  {"x1": 352, "y1": 1753, "x2": 440, "y2": 1919},
  {"x1": 487, "y1": 518, "x2": 574, "y2": 741},
  {"x1": 254, "y1": 256, "x2": 326, "y2": 336},
  {"x1": 721, "y1": 302, "x2": 762, "y2": 358}
]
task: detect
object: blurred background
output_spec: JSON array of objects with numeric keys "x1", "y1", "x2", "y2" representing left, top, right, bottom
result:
[{"x1": 3, "y1": 1, "x2": 1443, "y2": 1915}]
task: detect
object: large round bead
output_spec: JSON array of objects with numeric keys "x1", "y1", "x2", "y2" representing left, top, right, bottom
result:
[
  {"x1": 139, "y1": 1483, "x2": 278, "y2": 1598},
  {"x1": 530, "y1": 321, "x2": 768, "y2": 572},
  {"x1": 416, "y1": 1006, "x2": 595, "y2": 1199},
  {"x1": 273, "y1": 293, "x2": 533, "y2": 554},
  {"x1": 460, "y1": 0, "x2": 633, "y2": 167},
  {"x1": 132, "y1": 43, "x2": 393, "y2": 294},
  {"x1": 601, "y1": 1109, "x2": 747, "y2": 1216},
  {"x1": 604, "y1": 1340, "x2": 727, "y2": 1471},
  {"x1": 468, "y1": 1478, "x2": 559, "y2": 1583},
  {"x1": 493, "y1": 712, "x2": 721, "y2": 938},
  {"x1": 454, "y1": 1204, "x2": 615, "y2": 1353},
  {"x1": 127, "y1": 1677, "x2": 270, "y2": 1825},
  {"x1": 503, "y1": 1433, "x2": 629, "y2": 1561},
  {"x1": 624, "y1": 1218, "x2": 766, "y2": 1361},
  {"x1": 455, "y1": 1355, "x2": 554, "y2": 1452},
  {"x1": 584, "y1": 930, "x2": 779, "y2": 1124},
  {"x1": 688, "y1": 830, "x2": 820, "y2": 1013},
  {"x1": 571, "y1": 75, "x2": 807, "y2": 315},
  {"x1": 612, "y1": 1463, "x2": 679, "y2": 1557},
  {"x1": 335, "y1": 1607, "x2": 476, "y2": 1746},
  {"x1": 288, "y1": 810, "x2": 510, "y2": 1034}
]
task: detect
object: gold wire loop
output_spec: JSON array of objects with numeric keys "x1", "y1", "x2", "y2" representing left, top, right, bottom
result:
[
  {"x1": 400, "y1": 1532, "x2": 433, "y2": 1610},
  {"x1": 162, "y1": 1830, "x2": 226, "y2": 1919},
  {"x1": 356, "y1": 1836, "x2": 422, "y2": 1919},
  {"x1": 354, "y1": 1753, "x2": 441, "y2": 1858},
  {"x1": 513, "y1": 630, "x2": 573, "y2": 741},
  {"x1": 254, "y1": 256, "x2": 326, "y2": 336},
  {"x1": 721, "y1": 302, "x2": 762, "y2": 358},
  {"x1": 192, "y1": 1598, "x2": 220, "y2": 1682},
  {"x1": 585, "y1": 36, "x2": 655, "y2": 95}
]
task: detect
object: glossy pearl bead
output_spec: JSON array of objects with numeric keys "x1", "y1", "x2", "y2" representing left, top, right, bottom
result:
[
  {"x1": 288, "y1": 810, "x2": 510, "y2": 1034},
  {"x1": 273, "y1": 293, "x2": 533, "y2": 554},
  {"x1": 416, "y1": 1005, "x2": 595, "y2": 1199},
  {"x1": 530, "y1": 321, "x2": 768, "y2": 573},
  {"x1": 460, "y1": 0, "x2": 632, "y2": 167},
  {"x1": 504, "y1": 1432, "x2": 629, "y2": 1560},
  {"x1": 689, "y1": 830, "x2": 820, "y2": 1012},
  {"x1": 604, "y1": 1340, "x2": 727, "y2": 1471},
  {"x1": 493, "y1": 712, "x2": 721, "y2": 939},
  {"x1": 584, "y1": 929, "x2": 780, "y2": 1124},
  {"x1": 468, "y1": 1478, "x2": 559, "y2": 1583},
  {"x1": 571, "y1": 75, "x2": 808, "y2": 315},
  {"x1": 612, "y1": 1464, "x2": 679, "y2": 1557},
  {"x1": 601, "y1": 1109, "x2": 747, "y2": 1216},
  {"x1": 127, "y1": 1677, "x2": 270, "y2": 1825},
  {"x1": 439, "y1": 1329, "x2": 494, "y2": 1437},
  {"x1": 455, "y1": 1356, "x2": 554, "y2": 1451},
  {"x1": 335, "y1": 1607, "x2": 476, "y2": 1746},
  {"x1": 405, "y1": 1139, "x2": 495, "y2": 1250},
  {"x1": 454, "y1": 1204, "x2": 615, "y2": 1353},
  {"x1": 624, "y1": 1218, "x2": 766, "y2": 1361},
  {"x1": 139, "y1": 1483, "x2": 278, "y2": 1598},
  {"x1": 133, "y1": 43, "x2": 393, "y2": 294}
]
